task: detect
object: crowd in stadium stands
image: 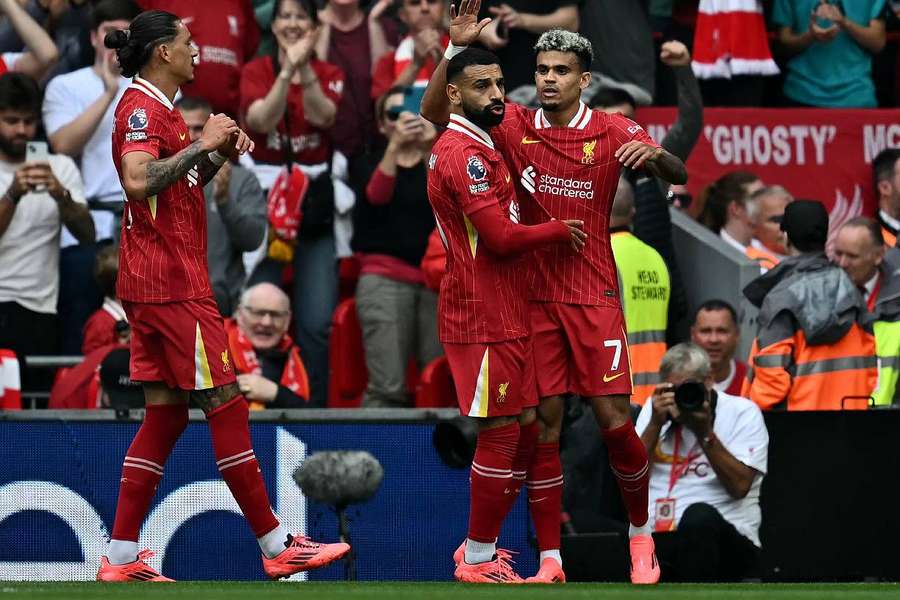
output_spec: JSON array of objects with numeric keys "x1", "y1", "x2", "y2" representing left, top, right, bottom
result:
[{"x1": 0, "y1": 0, "x2": 899, "y2": 418}]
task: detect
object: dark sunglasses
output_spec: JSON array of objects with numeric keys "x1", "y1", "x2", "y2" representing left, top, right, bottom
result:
[{"x1": 667, "y1": 190, "x2": 692, "y2": 208}]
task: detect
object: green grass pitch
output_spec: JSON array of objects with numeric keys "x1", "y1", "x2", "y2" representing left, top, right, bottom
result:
[{"x1": 3, "y1": 582, "x2": 900, "y2": 600}]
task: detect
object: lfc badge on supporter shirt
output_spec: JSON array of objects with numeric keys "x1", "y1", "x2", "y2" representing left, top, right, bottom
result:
[
  {"x1": 655, "y1": 497, "x2": 676, "y2": 532},
  {"x1": 221, "y1": 350, "x2": 231, "y2": 374}
]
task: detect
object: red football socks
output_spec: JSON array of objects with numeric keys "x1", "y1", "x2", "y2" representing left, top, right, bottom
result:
[
  {"x1": 111, "y1": 404, "x2": 188, "y2": 542},
  {"x1": 499, "y1": 419, "x2": 538, "y2": 516},
  {"x1": 467, "y1": 422, "x2": 520, "y2": 543},
  {"x1": 602, "y1": 421, "x2": 650, "y2": 527},
  {"x1": 207, "y1": 395, "x2": 280, "y2": 537},
  {"x1": 526, "y1": 441, "x2": 564, "y2": 551}
]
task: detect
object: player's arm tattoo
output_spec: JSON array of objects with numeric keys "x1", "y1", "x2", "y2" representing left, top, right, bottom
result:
[
  {"x1": 196, "y1": 155, "x2": 224, "y2": 184},
  {"x1": 144, "y1": 140, "x2": 210, "y2": 197},
  {"x1": 191, "y1": 383, "x2": 241, "y2": 414},
  {"x1": 646, "y1": 148, "x2": 688, "y2": 185}
]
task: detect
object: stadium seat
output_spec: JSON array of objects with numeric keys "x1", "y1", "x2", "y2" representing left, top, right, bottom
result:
[
  {"x1": 328, "y1": 298, "x2": 367, "y2": 408},
  {"x1": 415, "y1": 356, "x2": 455, "y2": 408},
  {"x1": 0, "y1": 349, "x2": 21, "y2": 410},
  {"x1": 338, "y1": 255, "x2": 361, "y2": 300}
]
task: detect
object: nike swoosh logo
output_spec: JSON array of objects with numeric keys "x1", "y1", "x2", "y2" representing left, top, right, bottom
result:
[
  {"x1": 521, "y1": 136, "x2": 541, "y2": 145},
  {"x1": 503, "y1": 488, "x2": 511, "y2": 495},
  {"x1": 505, "y1": 174, "x2": 511, "y2": 183},
  {"x1": 529, "y1": 497, "x2": 547, "y2": 503},
  {"x1": 603, "y1": 372, "x2": 625, "y2": 383},
  {"x1": 179, "y1": 133, "x2": 186, "y2": 141}
]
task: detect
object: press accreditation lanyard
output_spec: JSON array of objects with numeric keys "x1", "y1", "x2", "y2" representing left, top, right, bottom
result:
[{"x1": 667, "y1": 425, "x2": 702, "y2": 495}]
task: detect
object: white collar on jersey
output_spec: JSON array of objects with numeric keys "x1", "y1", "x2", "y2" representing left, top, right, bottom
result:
[
  {"x1": 534, "y1": 101, "x2": 592, "y2": 130},
  {"x1": 447, "y1": 113, "x2": 494, "y2": 150},
  {"x1": 128, "y1": 76, "x2": 175, "y2": 111}
]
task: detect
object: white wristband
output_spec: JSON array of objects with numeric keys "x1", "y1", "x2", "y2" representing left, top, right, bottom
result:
[
  {"x1": 208, "y1": 151, "x2": 227, "y2": 166},
  {"x1": 444, "y1": 43, "x2": 467, "y2": 61}
]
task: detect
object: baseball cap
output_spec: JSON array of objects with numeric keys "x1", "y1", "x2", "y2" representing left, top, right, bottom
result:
[
  {"x1": 99, "y1": 347, "x2": 144, "y2": 409},
  {"x1": 778, "y1": 199, "x2": 828, "y2": 252}
]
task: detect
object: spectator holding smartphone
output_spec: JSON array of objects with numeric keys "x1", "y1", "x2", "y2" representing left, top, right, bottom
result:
[
  {"x1": 774, "y1": 0, "x2": 887, "y2": 107},
  {"x1": 352, "y1": 87, "x2": 442, "y2": 407},
  {"x1": 0, "y1": 73, "x2": 93, "y2": 366}
]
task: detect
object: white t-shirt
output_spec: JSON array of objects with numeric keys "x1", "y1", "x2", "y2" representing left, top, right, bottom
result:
[
  {"x1": 0, "y1": 154, "x2": 86, "y2": 314},
  {"x1": 43, "y1": 66, "x2": 129, "y2": 245},
  {"x1": 635, "y1": 391, "x2": 769, "y2": 547}
]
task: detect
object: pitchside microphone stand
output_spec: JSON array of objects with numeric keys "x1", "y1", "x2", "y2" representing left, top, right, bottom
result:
[{"x1": 293, "y1": 451, "x2": 384, "y2": 580}]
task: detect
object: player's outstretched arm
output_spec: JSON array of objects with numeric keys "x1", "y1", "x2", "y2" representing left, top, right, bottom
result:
[
  {"x1": 467, "y1": 203, "x2": 585, "y2": 257},
  {"x1": 121, "y1": 114, "x2": 238, "y2": 200},
  {"x1": 616, "y1": 142, "x2": 688, "y2": 185},
  {"x1": 420, "y1": 0, "x2": 491, "y2": 126}
]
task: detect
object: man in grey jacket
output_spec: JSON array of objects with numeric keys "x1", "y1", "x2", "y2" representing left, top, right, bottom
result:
[{"x1": 177, "y1": 96, "x2": 267, "y2": 316}]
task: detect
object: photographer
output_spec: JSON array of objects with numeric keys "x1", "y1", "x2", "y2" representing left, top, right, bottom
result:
[{"x1": 635, "y1": 343, "x2": 768, "y2": 582}]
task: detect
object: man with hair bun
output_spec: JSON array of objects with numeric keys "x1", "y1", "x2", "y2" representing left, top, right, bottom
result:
[
  {"x1": 98, "y1": 9, "x2": 348, "y2": 583},
  {"x1": 423, "y1": 0, "x2": 687, "y2": 584}
]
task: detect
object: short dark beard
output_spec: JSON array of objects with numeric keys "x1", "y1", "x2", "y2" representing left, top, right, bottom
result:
[
  {"x1": 462, "y1": 100, "x2": 504, "y2": 129},
  {"x1": 0, "y1": 136, "x2": 26, "y2": 161}
]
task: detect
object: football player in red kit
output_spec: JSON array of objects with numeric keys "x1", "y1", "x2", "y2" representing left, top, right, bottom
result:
[
  {"x1": 428, "y1": 47, "x2": 586, "y2": 582},
  {"x1": 422, "y1": 0, "x2": 687, "y2": 585},
  {"x1": 97, "y1": 10, "x2": 348, "y2": 582}
]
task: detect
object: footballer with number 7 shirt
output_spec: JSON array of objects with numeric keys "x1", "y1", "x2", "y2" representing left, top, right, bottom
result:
[
  {"x1": 422, "y1": 0, "x2": 688, "y2": 585},
  {"x1": 428, "y1": 48, "x2": 586, "y2": 583},
  {"x1": 97, "y1": 10, "x2": 348, "y2": 582}
]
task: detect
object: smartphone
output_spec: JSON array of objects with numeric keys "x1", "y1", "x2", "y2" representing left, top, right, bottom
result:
[
  {"x1": 387, "y1": 86, "x2": 427, "y2": 118},
  {"x1": 26, "y1": 140, "x2": 48, "y2": 164}
]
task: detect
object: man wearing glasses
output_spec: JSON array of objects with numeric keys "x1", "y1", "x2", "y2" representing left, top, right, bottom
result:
[{"x1": 226, "y1": 282, "x2": 311, "y2": 408}]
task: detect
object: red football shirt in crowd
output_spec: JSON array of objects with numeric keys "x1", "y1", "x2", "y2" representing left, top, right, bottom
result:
[
  {"x1": 427, "y1": 114, "x2": 530, "y2": 344},
  {"x1": 112, "y1": 77, "x2": 213, "y2": 303},
  {"x1": 138, "y1": 0, "x2": 259, "y2": 116},
  {"x1": 491, "y1": 102, "x2": 660, "y2": 306},
  {"x1": 370, "y1": 33, "x2": 449, "y2": 99},
  {"x1": 240, "y1": 55, "x2": 345, "y2": 166}
]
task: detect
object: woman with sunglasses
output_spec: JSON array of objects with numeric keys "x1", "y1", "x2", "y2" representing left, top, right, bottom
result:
[{"x1": 351, "y1": 86, "x2": 443, "y2": 408}]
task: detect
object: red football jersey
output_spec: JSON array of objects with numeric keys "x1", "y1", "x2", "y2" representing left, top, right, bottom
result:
[
  {"x1": 139, "y1": 0, "x2": 260, "y2": 116},
  {"x1": 492, "y1": 102, "x2": 660, "y2": 306},
  {"x1": 240, "y1": 56, "x2": 344, "y2": 166},
  {"x1": 112, "y1": 77, "x2": 213, "y2": 303},
  {"x1": 427, "y1": 114, "x2": 529, "y2": 344}
]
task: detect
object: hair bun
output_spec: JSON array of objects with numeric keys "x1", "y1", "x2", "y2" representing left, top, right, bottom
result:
[{"x1": 104, "y1": 29, "x2": 130, "y2": 50}]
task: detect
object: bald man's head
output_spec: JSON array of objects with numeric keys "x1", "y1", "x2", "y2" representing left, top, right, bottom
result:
[
  {"x1": 610, "y1": 177, "x2": 635, "y2": 229},
  {"x1": 236, "y1": 283, "x2": 292, "y2": 351}
]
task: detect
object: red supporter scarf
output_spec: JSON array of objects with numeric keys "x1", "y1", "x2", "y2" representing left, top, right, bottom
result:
[
  {"x1": 268, "y1": 165, "x2": 310, "y2": 243},
  {"x1": 225, "y1": 319, "x2": 310, "y2": 404}
]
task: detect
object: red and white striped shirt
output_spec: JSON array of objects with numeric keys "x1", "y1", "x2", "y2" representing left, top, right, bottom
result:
[
  {"x1": 491, "y1": 102, "x2": 660, "y2": 306},
  {"x1": 427, "y1": 114, "x2": 529, "y2": 344},
  {"x1": 112, "y1": 77, "x2": 213, "y2": 303}
]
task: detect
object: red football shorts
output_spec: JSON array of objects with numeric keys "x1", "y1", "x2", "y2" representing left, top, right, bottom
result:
[
  {"x1": 123, "y1": 296, "x2": 236, "y2": 390},
  {"x1": 530, "y1": 302, "x2": 633, "y2": 398},
  {"x1": 444, "y1": 337, "x2": 538, "y2": 418}
]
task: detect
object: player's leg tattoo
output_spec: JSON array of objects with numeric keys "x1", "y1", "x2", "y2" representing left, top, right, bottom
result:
[{"x1": 191, "y1": 382, "x2": 241, "y2": 414}]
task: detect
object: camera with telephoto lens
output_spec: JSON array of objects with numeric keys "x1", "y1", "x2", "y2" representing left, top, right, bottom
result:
[{"x1": 673, "y1": 380, "x2": 707, "y2": 412}]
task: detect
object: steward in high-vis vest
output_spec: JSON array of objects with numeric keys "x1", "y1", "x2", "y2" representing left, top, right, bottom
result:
[
  {"x1": 610, "y1": 179, "x2": 670, "y2": 405},
  {"x1": 742, "y1": 201, "x2": 877, "y2": 410},
  {"x1": 869, "y1": 248, "x2": 900, "y2": 405}
]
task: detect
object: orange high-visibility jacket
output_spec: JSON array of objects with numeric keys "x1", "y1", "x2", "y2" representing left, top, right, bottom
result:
[{"x1": 742, "y1": 252, "x2": 876, "y2": 411}]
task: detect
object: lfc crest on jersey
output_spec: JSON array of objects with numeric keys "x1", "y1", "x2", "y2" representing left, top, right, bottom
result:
[{"x1": 582, "y1": 139, "x2": 597, "y2": 165}]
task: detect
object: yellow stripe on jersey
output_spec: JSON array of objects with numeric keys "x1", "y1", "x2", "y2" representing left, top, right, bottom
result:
[
  {"x1": 148, "y1": 195, "x2": 158, "y2": 220},
  {"x1": 468, "y1": 348, "x2": 490, "y2": 418},
  {"x1": 463, "y1": 214, "x2": 478, "y2": 258},
  {"x1": 194, "y1": 322, "x2": 213, "y2": 390}
]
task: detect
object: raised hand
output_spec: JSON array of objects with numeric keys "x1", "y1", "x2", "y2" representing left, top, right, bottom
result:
[
  {"x1": 199, "y1": 113, "x2": 239, "y2": 152},
  {"x1": 449, "y1": 0, "x2": 492, "y2": 47},
  {"x1": 284, "y1": 27, "x2": 318, "y2": 72},
  {"x1": 563, "y1": 219, "x2": 587, "y2": 253},
  {"x1": 660, "y1": 40, "x2": 691, "y2": 67},
  {"x1": 218, "y1": 128, "x2": 254, "y2": 160}
]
